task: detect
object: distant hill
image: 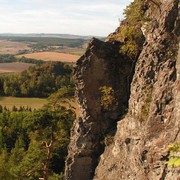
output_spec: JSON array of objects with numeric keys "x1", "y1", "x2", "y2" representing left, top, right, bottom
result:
[{"x1": 0, "y1": 33, "x2": 104, "y2": 40}]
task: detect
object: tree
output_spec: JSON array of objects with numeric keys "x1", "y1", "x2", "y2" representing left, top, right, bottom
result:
[
  {"x1": 0, "y1": 105, "x2": 2, "y2": 113},
  {"x1": 0, "y1": 62, "x2": 73, "y2": 97},
  {"x1": 0, "y1": 100, "x2": 75, "y2": 179},
  {"x1": 47, "y1": 86, "x2": 75, "y2": 110},
  {"x1": 12, "y1": 105, "x2": 18, "y2": 112}
]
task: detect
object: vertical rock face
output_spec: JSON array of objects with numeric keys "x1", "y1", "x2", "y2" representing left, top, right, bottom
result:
[
  {"x1": 94, "y1": 0, "x2": 179, "y2": 180},
  {"x1": 65, "y1": 38, "x2": 133, "y2": 180},
  {"x1": 65, "y1": 0, "x2": 179, "y2": 180}
]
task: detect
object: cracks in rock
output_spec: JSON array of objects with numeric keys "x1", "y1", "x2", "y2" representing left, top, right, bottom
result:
[
  {"x1": 173, "y1": 129, "x2": 180, "y2": 141},
  {"x1": 141, "y1": 150, "x2": 148, "y2": 162},
  {"x1": 127, "y1": 60, "x2": 137, "y2": 105},
  {"x1": 159, "y1": 164, "x2": 168, "y2": 180}
]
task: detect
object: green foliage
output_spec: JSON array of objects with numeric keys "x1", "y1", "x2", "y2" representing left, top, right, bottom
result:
[
  {"x1": 0, "y1": 54, "x2": 16, "y2": 63},
  {"x1": 123, "y1": 0, "x2": 146, "y2": 25},
  {"x1": 47, "y1": 86, "x2": 75, "y2": 109},
  {"x1": 115, "y1": 0, "x2": 146, "y2": 59},
  {"x1": 0, "y1": 62, "x2": 74, "y2": 97},
  {"x1": 0, "y1": 54, "x2": 44, "y2": 64},
  {"x1": 99, "y1": 86, "x2": 116, "y2": 110},
  {"x1": 48, "y1": 86, "x2": 75, "y2": 102},
  {"x1": 120, "y1": 39, "x2": 139, "y2": 59},
  {"x1": 167, "y1": 142, "x2": 180, "y2": 167},
  {"x1": 0, "y1": 105, "x2": 75, "y2": 179}
]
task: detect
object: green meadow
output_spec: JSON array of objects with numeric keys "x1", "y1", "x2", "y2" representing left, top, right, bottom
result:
[{"x1": 0, "y1": 96, "x2": 47, "y2": 110}]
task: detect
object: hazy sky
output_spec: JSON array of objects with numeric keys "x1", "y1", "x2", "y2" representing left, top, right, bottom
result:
[{"x1": 0, "y1": 0, "x2": 132, "y2": 36}]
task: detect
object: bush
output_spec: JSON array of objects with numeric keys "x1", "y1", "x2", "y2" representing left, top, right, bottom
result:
[
  {"x1": 114, "y1": 0, "x2": 146, "y2": 59},
  {"x1": 99, "y1": 86, "x2": 116, "y2": 111},
  {"x1": 167, "y1": 142, "x2": 180, "y2": 167}
]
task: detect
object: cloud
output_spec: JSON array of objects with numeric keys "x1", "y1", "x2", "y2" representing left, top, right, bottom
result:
[{"x1": 0, "y1": 0, "x2": 133, "y2": 35}]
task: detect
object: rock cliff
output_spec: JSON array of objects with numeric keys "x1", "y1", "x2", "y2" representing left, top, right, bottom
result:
[
  {"x1": 65, "y1": 0, "x2": 179, "y2": 179},
  {"x1": 65, "y1": 38, "x2": 134, "y2": 180}
]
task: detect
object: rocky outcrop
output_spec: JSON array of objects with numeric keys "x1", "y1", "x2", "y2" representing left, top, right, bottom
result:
[
  {"x1": 65, "y1": 38, "x2": 134, "y2": 180},
  {"x1": 65, "y1": 0, "x2": 179, "y2": 179},
  {"x1": 94, "y1": 0, "x2": 179, "y2": 179}
]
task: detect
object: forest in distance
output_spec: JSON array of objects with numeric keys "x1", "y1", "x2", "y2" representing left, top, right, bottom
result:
[
  {"x1": 0, "y1": 35, "x2": 80, "y2": 179},
  {"x1": 0, "y1": 61, "x2": 74, "y2": 97}
]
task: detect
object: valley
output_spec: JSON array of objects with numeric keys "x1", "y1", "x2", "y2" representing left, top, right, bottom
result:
[
  {"x1": 0, "y1": 34, "x2": 83, "y2": 110},
  {"x1": 0, "y1": 0, "x2": 179, "y2": 179},
  {"x1": 0, "y1": 35, "x2": 80, "y2": 179}
]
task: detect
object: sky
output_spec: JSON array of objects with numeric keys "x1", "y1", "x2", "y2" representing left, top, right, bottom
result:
[{"x1": 0, "y1": 0, "x2": 132, "y2": 36}]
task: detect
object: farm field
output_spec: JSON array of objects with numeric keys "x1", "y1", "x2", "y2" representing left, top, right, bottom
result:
[
  {"x1": 0, "y1": 39, "x2": 30, "y2": 54},
  {"x1": 0, "y1": 62, "x2": 34, "y2": 73},
  {"x1": 57, "y1": 47, "x2": 86, "y2": 56},
  {"x1": 17, "y1": 51, "x2": 80, "y2": 62},
  {"x1": 0, "y1": 97, "x2": 47, "y2": 110}
]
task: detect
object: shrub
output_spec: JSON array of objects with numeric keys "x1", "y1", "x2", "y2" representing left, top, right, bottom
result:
[
  {"x1": 117, "y1": 0, "x2": 146, "y2": 59},
  {"x1": 99, "y1": 86, "x2": 116, "y2": 111},
  {"x1": 167, "y1": 142, "x2": 180, "y2": 167}
]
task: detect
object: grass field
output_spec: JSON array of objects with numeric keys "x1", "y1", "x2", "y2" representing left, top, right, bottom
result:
[
  {"x1": 0, "y1": 62, "x2": 34, "y2": 73},
  {"x1": 0, "y1": 97, "x2": 80, "y2": 116},
  {"x1": 0, "y1": 40, "x2": 30, "y2": 54},
  {"x1": 17, "y1": 52, "x2": 80, "y2": 62},
  {"x1": 0, "y1": 97, "x2": 47, "y2": 110},
  {"x1": 56, "y1": 47, "x2": 86, "y2": 56}
]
